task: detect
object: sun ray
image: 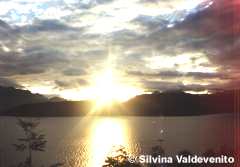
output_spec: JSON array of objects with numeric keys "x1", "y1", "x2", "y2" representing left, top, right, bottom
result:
[
  {"x1": 88, "y1": 67, "x2": 142, "y2": 110},
  {"x1": 87, "y1": 47, "x2": 143, "y2": 110}
]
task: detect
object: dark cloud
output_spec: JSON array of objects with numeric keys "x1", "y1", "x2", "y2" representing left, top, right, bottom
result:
[
  {"x1": 0, "y1": 77, "x2": 21, "y2": 88},
  {"x1": 120, "y1": 0, "x2": 238, "y2": 59},
  {"x1": 110, "y1": 29, "x2": 144, "y2": 48},
  {"x1": 0, "y1": 19, "x2": 10, "y2": 28},
  {"x1": 174, "y1": 0, "x2": 239, "y2": 60},
  {"x1": 141, "y1": 80, "x2": 207, "y2": 92},
  {"x1": 0, "y1": 19, "x2": 19, "y2": 43},
  {"x1": 55, "y1": 79, "x2": 88, "y2": 89},
  {"x1": 168, "y1": 0, "x2": 238, "y2": 64},
  {"x1": 55, "y1": 80, "x2": 71, "y2": 88},
  {"x1": 21, "y1": 19, "x2": 82, "y2": 33},
  {"x1": 73, "y1": 0, "x2": 114, "y2": 9},
  {"x1": 112, "y1": 0, "x2": 240, "y2": 91},
  {"x1": 139, "y1": 0, "x2": 160, "y2": 3},
  {"x1": 62, "y1": 68, "x2": 87, "y2": 76},
  {"x1": 97, "y1": 0, "x2": 114, "y2": 4},
  {"x1": 127, "y1": 70, "x2": 228, "y2": 80},
  {"x1": 171, "y1": 0, "x2": 240, "y2": 89},
  {"x1": 78, "y1": 49, "x2": 107, "y2": 58},
  {"x1": 132, "y1": 15, "x2": 168, "y2": 32},
  {"x1": 0, "y1": 19, "x2": 99, "y2": 89},
  {"x1": 186, "y1": 72, "x2": 228, "y2": 80},
  {"x1": 0, "y1": 48, "x2": 68, "y2": 76}
]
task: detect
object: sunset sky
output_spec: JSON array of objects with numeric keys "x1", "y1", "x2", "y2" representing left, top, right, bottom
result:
[{"x1": 0, "y1": 0, "x2": 239, "y2": 100}]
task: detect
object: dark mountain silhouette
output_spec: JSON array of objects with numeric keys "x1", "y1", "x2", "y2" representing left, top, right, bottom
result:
[
  {"x1": 4, "y1": 101, "x2": 92, "y2": 117},
  {"x1": 124, "y1": 90, "x2": 235, "y2": 116},
  {"x1": 1, "y1": 88, "x2": 237, "y2": 117},
  {"x1": 0, "y1": 86, "x2": 48, "y2": 114}
]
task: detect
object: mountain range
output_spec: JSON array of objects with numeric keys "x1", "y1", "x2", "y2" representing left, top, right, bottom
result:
[{"x1": 0, "y1": 86, "x2": 237, "y2": 117}]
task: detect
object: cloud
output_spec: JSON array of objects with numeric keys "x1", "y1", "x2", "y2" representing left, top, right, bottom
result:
[
  {"x1": 20, "y1": 19, "x2": 82, "y2": 33},
  {"x1": 110, "y1": 0, "x2": 239, "y2": 90},
  {"x1": 0, "y1": 0, "x2": 239, "y2": 98},
  {"x1": 132, "y1": 15, "x2": 168, "y2": 33},
  {"x1": 0, "y1": 47, "x2": 68, "y2": 76},
  {"x1": 55, "y1": 79, "x2": 88, "y2": 89},
  {"x1": 141, "y1": 80, "x2": 207, "y2": 92},
  {"x1": 0, "y1": 19, "x2": 19, "y2": 43},
  {"x1": 139, "y1": 0, "x2": 161, "y2": 4},
  {"x1": 117, "y1": 0, "x2": 234, "y2": 58},
  {"x1": 0, "y1": 77, "x2": 21, "y2": 88},
  {"x1": 127, "y1": 70, "x2": 228, "y2": 80},
  {"x1": 67, "y1": 0, "x2": 115, "y2": 10},
  {"x1": 62, "y1": 68, "x2": 87, "y2": 76}
]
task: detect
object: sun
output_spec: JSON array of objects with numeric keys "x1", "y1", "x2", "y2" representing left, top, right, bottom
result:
[{"x1": 89, "y1": 68, "x2": 141, "y2": 108}]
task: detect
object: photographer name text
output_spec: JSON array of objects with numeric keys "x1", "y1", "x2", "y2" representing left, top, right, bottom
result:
[{"x1": 128, "y1": 155, "x2": 235, "y2": 164}]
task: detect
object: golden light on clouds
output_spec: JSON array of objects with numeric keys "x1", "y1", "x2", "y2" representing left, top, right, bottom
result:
[
  {"x1": 24, "y1": 84, "x2": 56, "y2": 95},
  {"x1": 185, "y1": 90, "x2": 210, "y2": 94},
  {"x1": 145, "y1": 52, "x2": 219, "y2": 73}
]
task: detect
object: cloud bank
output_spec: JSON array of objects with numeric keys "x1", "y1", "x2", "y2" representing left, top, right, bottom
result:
[{"x1": 0, "y1": 0, "x2": 239, "y2": 98}]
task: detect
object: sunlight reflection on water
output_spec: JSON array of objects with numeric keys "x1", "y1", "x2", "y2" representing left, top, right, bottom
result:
[
  {"x1": 89, "y1": 118, "x2": 132, "y2": 167},
  {"x1": 56, "y1": 117, "x2": 137, "y2": 167},
  {"x1": 0, "y1": 115, "x2": 234, "y2": 167}
]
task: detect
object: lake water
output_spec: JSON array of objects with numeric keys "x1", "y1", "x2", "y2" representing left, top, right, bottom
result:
[{"x1": 0, "y1": 114, "x2": 235, "y2": 167}]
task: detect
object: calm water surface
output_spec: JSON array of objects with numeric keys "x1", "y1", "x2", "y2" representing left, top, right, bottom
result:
[{"x1": 0, "y1": 114, "x2": 234, "y2": 167}]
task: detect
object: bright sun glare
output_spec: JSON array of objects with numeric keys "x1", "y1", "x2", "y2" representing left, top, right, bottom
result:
[{"x1": 89, "y1": 68, "x2": 141, "y2": 108}]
